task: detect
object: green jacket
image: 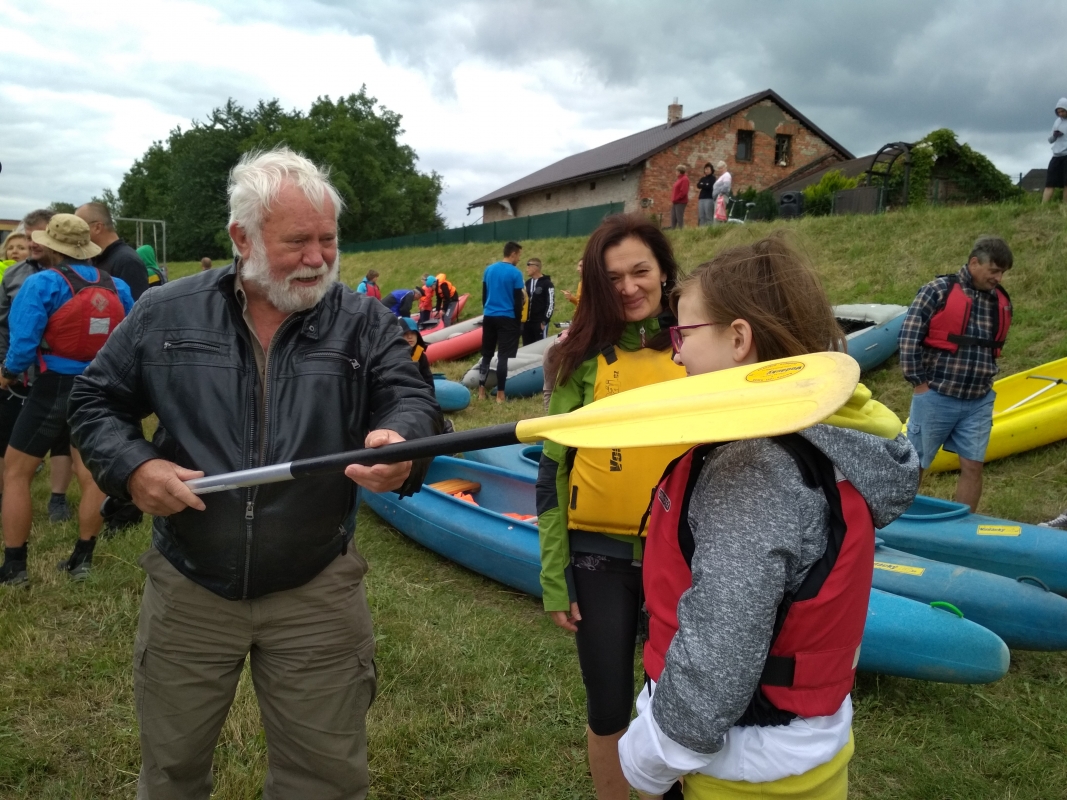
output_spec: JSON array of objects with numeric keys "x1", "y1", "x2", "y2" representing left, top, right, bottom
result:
[{"x1": 538, "y1": 316, "x2": 670, "y2": 611}]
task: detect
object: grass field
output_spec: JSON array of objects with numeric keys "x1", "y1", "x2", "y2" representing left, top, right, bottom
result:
[{"x1": 2, "y1": 203, "x2": 1067, "y2": 798}]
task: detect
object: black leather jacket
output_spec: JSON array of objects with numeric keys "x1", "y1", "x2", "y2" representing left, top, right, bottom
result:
[{"x1": 69, "y1": 265, "x2": 442, "y2": 600}]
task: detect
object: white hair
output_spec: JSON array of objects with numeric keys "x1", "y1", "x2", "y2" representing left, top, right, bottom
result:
[{"x1": 228, "y1": 146, "x2": 344, "y2": 255}]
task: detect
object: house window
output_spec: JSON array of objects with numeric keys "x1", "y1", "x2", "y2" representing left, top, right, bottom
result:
[
  {"x1": 775, "y1": 134, "x2": 792, "y2": 166},
  {"x1": 590, "y1": 181, "x2": 597, "y2": 190},
  {"x1": 736, "y1": 130, "x2": 754, "y2": 162}
]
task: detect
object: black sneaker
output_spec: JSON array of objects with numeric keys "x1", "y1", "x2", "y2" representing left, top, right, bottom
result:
[
  {"x1": 1040, "y1": 511, "x2": 1067, "y2": 529},
  {"x1": 0, "y1": 560, "x2": 28, "y2": 587},
  {"x1": 48, "y1": 495, "x2": 72, "y2": 523},
  {"x1": 57, "y1": 544, "x2": 94, "y2": 582}
]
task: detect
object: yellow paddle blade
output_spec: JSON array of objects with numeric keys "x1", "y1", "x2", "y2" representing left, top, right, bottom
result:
[{"x1": 515, "y1": 352, "x2": 860, "y2": 449}]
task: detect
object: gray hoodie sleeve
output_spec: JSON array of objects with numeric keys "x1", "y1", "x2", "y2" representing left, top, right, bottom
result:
[{"x1": 651, "y1": 438, "x2": 829, "y2": 754}]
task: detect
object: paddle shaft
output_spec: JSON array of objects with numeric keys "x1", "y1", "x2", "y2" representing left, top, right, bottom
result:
[
  {"x1": 1001, "y1": 376, "x2": 1066, "y2": 413},
  {"x1": 185, "y1": 423, "x2": 521, "y2": 494}
]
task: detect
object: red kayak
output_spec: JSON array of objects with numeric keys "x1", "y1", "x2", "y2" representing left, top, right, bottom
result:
[
  {"x1": 426, "y1": 315, "x2": 484, "y2": 364},
  {"x1": 415, "y1": 294, "x2": 469, "y2": 335}
]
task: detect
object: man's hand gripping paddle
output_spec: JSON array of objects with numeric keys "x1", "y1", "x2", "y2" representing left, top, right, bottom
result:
[{"x1": 184, "y1": 352, "x2": 860, "y2": 495}]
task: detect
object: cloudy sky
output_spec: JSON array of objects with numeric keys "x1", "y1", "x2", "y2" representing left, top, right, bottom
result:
[{"x1": 2, "y1": 0, "x2": 1064, "y2": 229}]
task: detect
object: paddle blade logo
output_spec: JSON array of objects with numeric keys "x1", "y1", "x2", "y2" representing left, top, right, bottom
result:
[{"x1": 745, "y1": 361, "x2": 806, "y2": 383}]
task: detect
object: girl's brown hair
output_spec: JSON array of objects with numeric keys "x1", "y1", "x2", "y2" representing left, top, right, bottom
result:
[
  {"x1": 556, "y1": 213, "x2": 680, "y2": 384},
  {"x1": 672, "y1": 231, "x2": 843, "y2": 361},
  {"x1": 3, "y1": 233, "x2": 27, "y2": 259}
]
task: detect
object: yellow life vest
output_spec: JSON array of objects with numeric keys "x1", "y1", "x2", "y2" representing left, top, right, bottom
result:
[
  {"x1": 567, "y1": 345, "x2": 687, "y2": 535},
  {"x1": 411, "y1": 344, "x2": 425, "y2": 362}
]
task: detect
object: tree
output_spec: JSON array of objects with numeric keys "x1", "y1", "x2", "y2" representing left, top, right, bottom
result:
[
  {"x1": 114, "y1": 90, "x2": 444, "y2": 260},
  {"x1": 48, "y1": 201, "x2": 76, "y2": 214}
]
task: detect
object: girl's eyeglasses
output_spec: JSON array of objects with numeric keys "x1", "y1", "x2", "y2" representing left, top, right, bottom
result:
[{"x1": 669, "y1": 323, "x2": 718, "y2": 355}]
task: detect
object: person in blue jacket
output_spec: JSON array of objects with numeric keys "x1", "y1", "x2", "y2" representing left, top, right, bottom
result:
[
  {"x1": 0, "y1": 214, "x2": 134, "y2": 587},
  {"x1": 384, "y1": 287, "x2": 417, "y2": 318}
]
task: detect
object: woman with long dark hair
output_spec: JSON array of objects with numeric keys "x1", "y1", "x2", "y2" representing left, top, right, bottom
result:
[{"x1": 536, "y1": 213, "x2": 687, "y2": 800}]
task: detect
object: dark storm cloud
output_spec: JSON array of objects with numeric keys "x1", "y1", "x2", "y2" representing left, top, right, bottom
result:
[{"x1": 299, "y1": 0, "x2": 1067, "y2": 164}]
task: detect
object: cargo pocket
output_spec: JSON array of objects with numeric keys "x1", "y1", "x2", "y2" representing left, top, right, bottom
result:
[
  {"x1": 133, "y1": 637, "x2": 148, "y2": 721},
  {"x1": 355, "y1": 638, "x2": 378, "y2": 710}
]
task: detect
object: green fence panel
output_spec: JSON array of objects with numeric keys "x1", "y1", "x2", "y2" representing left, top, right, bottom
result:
[
  {"x1": 465, "y1": 223, "x2": 496, "y2": 243},
  {"x1": 527, "y1": 209, "x2": 569, "y2": 239},
  {"x1": 341, "y1": 201, "x2": 629, "y2": 254},
  {"x1": 412, "y1": 231, "x2": 440, "y2": 248},
  {"x1": 437, "y1": 228, "x2": 466, "y2": 246},
  {"x1": 492, "y1": 216, "x2": 532, "y2": 242}
]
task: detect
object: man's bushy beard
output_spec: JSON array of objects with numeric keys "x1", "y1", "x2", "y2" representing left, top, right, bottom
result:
[{"x1": 242, "y1": 237, "x2": 339, "y2": 313}]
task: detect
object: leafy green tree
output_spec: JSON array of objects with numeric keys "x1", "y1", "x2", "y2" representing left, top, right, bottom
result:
[
  {"x1": 48, "y1": 201, "x2": 76, "y2": 214},
  {"x1": 115, "y1": 89, "x2": 444, "y2": 259},
  {"x1": 803, "y1": 170, "x2": 859, "y2": 216}
]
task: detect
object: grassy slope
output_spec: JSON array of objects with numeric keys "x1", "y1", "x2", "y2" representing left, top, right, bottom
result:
[{"x1": 2, "y1": 204, "x2": 1066, "y2": 798}]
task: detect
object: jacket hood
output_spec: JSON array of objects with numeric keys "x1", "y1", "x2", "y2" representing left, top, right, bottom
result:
[
  {"x1": 1057, "y1": 98, "x2": 1067, "y2": 112},
  {"x1": 800, "y1": 383, "x2": 919, "y2": 528}
]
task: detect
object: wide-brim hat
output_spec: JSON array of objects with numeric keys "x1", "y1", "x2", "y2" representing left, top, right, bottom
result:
[{"x1": 31, "y1": 213, "x2": 101, "y2": 260}]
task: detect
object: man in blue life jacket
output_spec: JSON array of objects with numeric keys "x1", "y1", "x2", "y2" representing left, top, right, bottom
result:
[
  {"x1": 0, "y1": 214, "x2": 134, "y2": 587},
  {"x1": 898, "y1": 235, "x2": 1013, "y2": 512}
]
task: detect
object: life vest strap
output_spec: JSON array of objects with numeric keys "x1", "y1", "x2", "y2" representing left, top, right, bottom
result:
[{"x1": 759, "y1": 654, "x2": 796, "y2": 687}]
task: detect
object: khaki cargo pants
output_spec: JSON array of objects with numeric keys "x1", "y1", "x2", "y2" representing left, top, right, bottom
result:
[{"x1": 133, "y1": 547, "x2": 377, "y2": 800}]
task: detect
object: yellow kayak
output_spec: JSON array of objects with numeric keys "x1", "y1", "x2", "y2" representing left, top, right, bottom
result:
[{"x1": 925, "y1": 356, "x2": 1067, "y2": 472}]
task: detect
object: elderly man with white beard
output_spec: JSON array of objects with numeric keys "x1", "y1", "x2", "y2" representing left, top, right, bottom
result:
[{"x1": 68, "y1": 148, "x2": 442, "y2": 800}]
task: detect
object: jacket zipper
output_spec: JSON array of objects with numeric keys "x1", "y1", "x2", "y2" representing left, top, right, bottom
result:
[
  {"x1": 305, "y1": 349, "x2": 359, "y2": 370},
  {"x1": 163, "y1": 339, "x2": 222, "y2": 352},
  {"x1": 242, "y1": 316, "x2": 299, "y2": 599},
  {"x1": 639, "y1": 325, "x2": 646, "y2": 347}
]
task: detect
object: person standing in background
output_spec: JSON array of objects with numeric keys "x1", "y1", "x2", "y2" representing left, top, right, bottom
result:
[
  {"x1": 477, "y1": 241, "x2": 525, "y2": 402},
  {"x1": 136, "y1": 244, "x2": 167, "y2": 287},
  {"x1": 712, "y1": 159, "x2": 733, "y2": 224},
  {"x1": 669, "y1": 165, "x2": 689, "y2": 229},
  {"x1": 522, "y1": 258, "x2": 554, "y2": 346},
  {"x1": 356, "y1": 269, "x2": 381, "y2": 299},
  {"x1": 75, "y1": 202, "x2": 150, "y2": 300},
  {"x1": 1043, "y1": 98, "x2": 1067, "y2": 203},
  {"x1": 562, "y1": 259, "x2": 583, "y2": 307},
  {"x1": 417, "y1": 274, "x2": 434, "y2": 325},
  {"x1": 434, "y1": 273, "x2": 460, "y2": 326},
  {"x1": 696, "y1": 162, "x2": 717, "y2": 226},
  {"x1": 200, "y1": 257, "x2": 213, "y2": 271},
  {"x1": 0, "y1": 209, "x2": 75, "y2": 524},
  {"x1": 899, "y1": 236, "x2": 1013, "y2": 513}
]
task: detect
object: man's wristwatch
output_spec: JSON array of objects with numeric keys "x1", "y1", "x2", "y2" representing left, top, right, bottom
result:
[{"x1": 1, "y1": 367, "x2": 19, "y2": 382}]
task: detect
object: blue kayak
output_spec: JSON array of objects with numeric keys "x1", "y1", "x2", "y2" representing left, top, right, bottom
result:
[
  {"x1": 878, "y1": 495, "x2": 1067, "y2": 595},
  {"x1": 463, "y1": 443, "x2": 541, "y2": 478},
  {"x1": 862, "y1": 589, "x2": 1008, "y2": 684},
  {"x1": 835, "y1": 304, "x2": 908, "y2": 372},
  {"x1": 433, "y1": 376, "x2": 471, "y2": 412},
  {"x1": 872, "y1": 542, "x2": 1067, "y2": 650},
  {"x1": 364, "y1": 457, "x2": 1010, "y2": 683}
]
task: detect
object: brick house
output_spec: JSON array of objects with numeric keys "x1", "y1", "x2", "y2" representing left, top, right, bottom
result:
[{"x1": 469, "y1": 89, "x2": 853, "y2": 227}]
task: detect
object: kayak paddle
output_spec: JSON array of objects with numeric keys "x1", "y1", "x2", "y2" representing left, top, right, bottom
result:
[{"x1": 185, "y1": 351, "x2": 859, "y2": 495}]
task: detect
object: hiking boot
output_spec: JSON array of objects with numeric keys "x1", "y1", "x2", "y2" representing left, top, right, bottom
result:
[
  {"x1": 48, "y1": 494, "x2": 72, "y2": 523},
  {"x1": 1039, "y1": 511, "x2": 1067, "y2": 529},
  {"x1": 57, "y1": 540, "x2": 95, "y2": 582},
  {"x1": 0, "y1": 560, "x2": 28, "y2": 588}
]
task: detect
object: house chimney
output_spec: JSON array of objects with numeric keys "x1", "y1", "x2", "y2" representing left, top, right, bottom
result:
[{"x1": 667, "y1": 98, "x2": 682, "y2": 125}]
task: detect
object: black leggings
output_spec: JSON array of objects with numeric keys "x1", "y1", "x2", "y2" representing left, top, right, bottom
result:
[{"x1": 571, "y1": 553, "x2": 642, "y2": 736}]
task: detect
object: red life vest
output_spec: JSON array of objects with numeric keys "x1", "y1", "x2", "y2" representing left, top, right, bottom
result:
[
  {"x1": 641, "y1": 435, "x2": 874, "y2": 725},
  {"x1": 41, "y1": 265, "x2": 126, "y2": 364},
  {"x1": 923, "y1": 276, "x2": 1011, "y2": 358}
]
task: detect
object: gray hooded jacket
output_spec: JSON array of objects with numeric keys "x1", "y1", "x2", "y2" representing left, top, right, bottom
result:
[{"x1": 651, "y1": 424, "x2": 919, "y2": 754}]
